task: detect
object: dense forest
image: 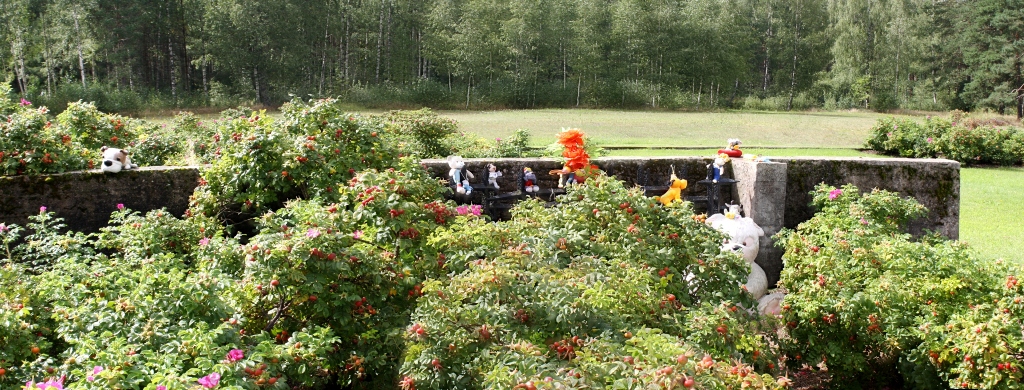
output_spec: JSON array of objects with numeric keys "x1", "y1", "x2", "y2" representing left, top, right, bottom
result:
[{"x1": 0, "y1": 0, "x2": 1022, "y2": 116}]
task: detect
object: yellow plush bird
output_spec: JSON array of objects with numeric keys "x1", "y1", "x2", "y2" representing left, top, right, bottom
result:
[{"x1": 657, "y1": 173, "x2": 688, "y2": 206}]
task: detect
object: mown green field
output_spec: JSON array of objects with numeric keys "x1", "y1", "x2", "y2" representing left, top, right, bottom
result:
[
  {"x1": 959, "y1": 167, "x2": 1024, "y2": 262},
  {"x1": 442, "y1": 109, "x2": 908, "y2": 148}
]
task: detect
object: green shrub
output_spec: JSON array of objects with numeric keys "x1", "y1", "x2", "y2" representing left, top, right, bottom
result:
[
  {"x1": 401, "y1": 176, "x2": 786, "y2": 389},
  {"x1": 0, "y1": 101, "x2": 89, "y2": 175},
  {"x1": 866, "y1": 113, "x2": 1024, "y2": 166},
  {"x1": 56, "y1": 101, "x2": 139, "y2": 151},
  {"x1": 865, "y1": 116, "x2": 945, "y2": 158},
  {"x1": 776, "y1": 184, "x2": 1024, "y2": 388},
  {"x1": 129, "y1": 122, "x2": 187, "y2": 167},
  {"x1": 490, "y1": 129, "x2": 537, "y2": 158},
  {"x1": 936, "y1": 125, "x2": 1020, "y2": 166},
  {"x1": 190, "y1": 98, "x2": 397, "y2": 219},
  {"x1": 0, "y1": 162, "x2": 460, "y2": 388},
  {"x1": 374, "y1": 108, "x2": 460, "y2": 158}
]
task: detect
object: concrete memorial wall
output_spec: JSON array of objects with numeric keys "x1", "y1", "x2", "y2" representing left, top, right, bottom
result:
[{"x1": 0, "y1": 156, "x2": 959, "y2": 287}]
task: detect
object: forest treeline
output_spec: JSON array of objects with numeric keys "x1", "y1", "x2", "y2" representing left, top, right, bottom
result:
[{"x1": 1, "y1": 0, "x2": 1022, "y2": 116}]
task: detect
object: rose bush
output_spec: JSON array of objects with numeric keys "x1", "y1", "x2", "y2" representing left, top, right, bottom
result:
[
  {"x1": 0, "y1": 98, "x2": 89, "y2": 176},
  {"x1": 866, "y1": 113, "x2": 1024, "y2": 166},
  {"x1": 776, "y1": 184, "x2": 1023, "y2": 388},
  {"x1": 400, "y1": 176, "x2": 787, "y2": 389},
  {"x1": 189, "y1": 98, "x2": 398, "y2": 221}
]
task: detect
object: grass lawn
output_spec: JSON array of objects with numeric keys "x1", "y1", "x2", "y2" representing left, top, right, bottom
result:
[
  {"x1": 959, "y1": 167, "x2": 1024, "y2": 263},
  {"x1": 441, "y1": 109, "x2": 913, "y2": 148},
  {"x1": 605, "y1": 148, "x2": 878, "y2": 158}
]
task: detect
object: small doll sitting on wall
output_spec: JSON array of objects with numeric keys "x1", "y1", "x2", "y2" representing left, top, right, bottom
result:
[
  {"x1": 522, "y1": 167, "x2": 539, "y2": 193},
  {"x1": 709, "y1": 153, "x2": 730, "y2": 183},
  {"x1": 487, "y1": 163, "x2": 502, "y2": 189}
]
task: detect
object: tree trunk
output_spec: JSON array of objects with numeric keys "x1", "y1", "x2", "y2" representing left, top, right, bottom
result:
[
  {"x1": 729, "y1": 78, "x2": 739, "y2": 106},
  {"x1": 202, "y1": 57, "x2": 208, "y2": 103},
  {"x1": 709, "y1": 81, "x2": 715, "y2": 107},
  {"x1": 787, "y1": 2, "x2": 801, "y2": 111},
  {"x1": 577, "y1": 75, "x2": 582, "y2": 107},
  {"x1": 375, "y1": 0, "x2": 385, "y2": 84},
  {"x1": 386, "y1": 1, "x2": 393, "y2": 81},
  {"x1": 319, "y1": 6, "x2": 330, "y2": 95},
  {"x1": 466, "y1": 75, "x2": 472, "y2": 109},
  {"x1": 762, "y1": 1, "x2": 774, "y2": 93},
  {"x1": 344, "y1": 1, "x2": 351, "y2": 82},
  {"x1": 169, "y1": 34, "x2": 178, "y2": 104},
  {"x1": 73, "y1": 8, "x2": 88, "y2": 88},
  {"x1": 45, "y1": 45, "x2": 53, "y2": 95},
  {"x1": 697, "y1": 80, "x2": 703, "y2": 109}
]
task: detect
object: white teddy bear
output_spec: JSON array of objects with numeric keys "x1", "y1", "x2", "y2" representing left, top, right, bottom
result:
[
  {"x1": 706, "y1": 204, "x2": 783, "y2": 315},
  {"x1": 447, "y1": 155, "x2": 474, "y2": 195}
]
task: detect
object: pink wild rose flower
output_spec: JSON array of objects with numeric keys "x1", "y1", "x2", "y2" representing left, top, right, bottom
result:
[
  {"x1": 828, "y1": 189, "x2": 843, "y2": 200},
  {"x1": 198, "y1": 373, "x2": 221, "y2": 388},
  {"x1": 226, "y1": 349, "x2": 244, "y2": 362}
]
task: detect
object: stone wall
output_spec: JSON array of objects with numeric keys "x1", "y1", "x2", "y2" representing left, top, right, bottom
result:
[
  {"x1": 0, "y1": 156, "x2": 959, "y2": 287},
  {"x1": 780, "y1": 157, "x2": 960, "y2": 239},
  {"x1": 0, "y1": 167, "x2": 200, "y2": 233}
]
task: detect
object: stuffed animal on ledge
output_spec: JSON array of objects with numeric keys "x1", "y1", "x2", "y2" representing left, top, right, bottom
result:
[
  {"x1": 100, "y1": 146, "x2": 138, "y2": 173},
  {"x1": 549, "y1": 128, "x2": 590, "y2": 188},
  {"x1": 487, "y1": 164, "x2": 502, "y2": 189},
  {"x1": 447, "y1": 155, "x2": 474, "y2": 195},
  {"x1": 709, "y1": 153, "x2": 730, "y2": 183},
  {"x1": 656, "y1": 167, "x2": 688, "y2": 206},
  {"x1": 549, "y1": 165, "x2": 577, "y2": 188},
  {"x1": 718, "y1": 138, "x2": 742, "y2": 157},
  {"x1": 522, "y1": 167, "x2": 539, "y2": 193}
]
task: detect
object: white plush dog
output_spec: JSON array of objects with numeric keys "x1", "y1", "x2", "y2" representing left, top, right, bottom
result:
[{"x1": 100, "y1": 146, "x2": 137, "y2": 173}]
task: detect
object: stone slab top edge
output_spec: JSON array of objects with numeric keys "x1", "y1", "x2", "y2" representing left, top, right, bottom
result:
[
  {"x1": 0, "y1": 165, "x2": 204, "y2": 181},
  {"x1": 776, "y1": 156, "x2": 960, "y2": 166},
  {"x1": 0, "y1": 156, "x2": 961, "y2": 178}
]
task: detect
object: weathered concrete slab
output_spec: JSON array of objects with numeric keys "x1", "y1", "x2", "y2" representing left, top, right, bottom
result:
[
  {"x1": 732, "y1": 160, "x2": 788, "y2": 287},
  {"x1": 780, "y1": 157, "x2": 959, "y2": 239},
  {"x1": 0, "y1": 167, "x2": 200, "y2": 233}
]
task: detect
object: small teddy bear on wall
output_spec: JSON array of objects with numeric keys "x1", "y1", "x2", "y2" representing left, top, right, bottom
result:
[
  {"x1": 522, "y1": 167, "x2": 539, "y2": 193},
  {"x1": 100, "y1": 146, "x2": 138, "y2": 173},
  {"x1": 447, "y1": 155, "x2": 474, "y2": 195},
  {"x1": 487, "y1": 163, "x2": 502, "y2": 189}
]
